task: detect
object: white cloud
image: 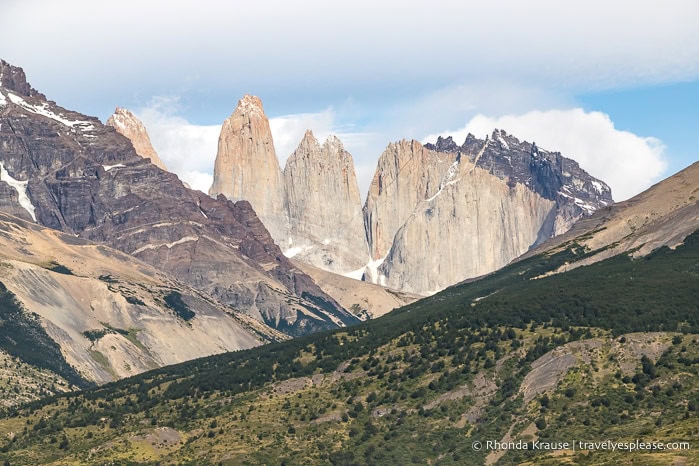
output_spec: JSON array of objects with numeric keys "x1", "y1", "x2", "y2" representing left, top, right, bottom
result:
[
  {"x1": 136, "y1": 97, "x2": 220, "y2": 193},
  {"x1": 3, "y1": 1, "x2": 698, "y2": 119},
  {"x1": 423, "y1": 109, "x2": 668, "y2": 201},
  {"x1": 2, "y1": 1, "x2": 692, "y2": 200}
]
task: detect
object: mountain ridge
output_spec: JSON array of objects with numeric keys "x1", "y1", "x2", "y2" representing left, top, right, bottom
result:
[
  {"x1": 0, "y1": 60, "x2": 357, "y2": 338},
  {"x1": 208, "y1": 99, "x2": 613, "y2": 295},
  {"x1": 0, "y1": 209, "x2": 284, "y2": 388}
]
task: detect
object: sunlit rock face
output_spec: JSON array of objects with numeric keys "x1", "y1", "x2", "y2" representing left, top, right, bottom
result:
[
  {"x1": 209, "y1": 94, "x2": 288, "y2": 242},
  {"x1": 361, "y1": 130, "x2": 613, "y2": 294},
  {"x1": 283, "y1": 130, "x2": 367, "y2": 274},
  {"x1": 0, "y1": 65, "x2": 356, "y2": 337}
]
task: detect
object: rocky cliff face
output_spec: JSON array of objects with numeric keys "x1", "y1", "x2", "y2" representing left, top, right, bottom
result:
[
  {"x1": 208, "y1": 95, "x2": 288, "y2": 242},
  {"x1": 106, "y1": 107, "x2": 168, "y2": 171},
  {"x1": 428, "y1": 129, "x2": 613, "y2": 235},
  {"x1": 362, "y1": 129, "x2": 613, "y2": 294},
  {"x1": 0, "y1": 61, "x2": 357, "y2": 337},
  {"x1": 363, "y1": 140, "x2": 458, "y2": 263},
  {"x1": 377, "y1": 158, "x2": 556, "y2": 293},
  {"x1": 283, "y1": 131, "x2": 367, "y2": 273}
]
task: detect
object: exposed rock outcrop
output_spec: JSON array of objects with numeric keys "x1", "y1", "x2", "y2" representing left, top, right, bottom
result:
[
  {"x1": 283, "y1": 131, "x2": 367, "y2": 273},
  {"x1": 523, "y1": 160, "x2": 699, "y2": 271},
  {"x1": 430, "y1": 129, "x2": 614, "y2": 234},
  {"x1": 0, "y1": 59, "x2": 45, "y2": 99},
  {"x1": 205, "y1": 95, "x2": 614, "y2": 296},
  {"x1": 363, "y1": 140, "x2": 459, "y2": 263},
  {"x1": 208, "y1": 95, "x2": 288, "y2": 242},
  {"x1": 107, "y1": 107, "x2": 168, "y2": 171}
]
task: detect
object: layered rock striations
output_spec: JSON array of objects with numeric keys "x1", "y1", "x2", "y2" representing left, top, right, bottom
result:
[
  {"x1": 0, "y1": 61, "x2": 356, "y2": 337},
  {"x1": 208, "y1": 95, "x2": 288, "y2": 242},
  {"x1": 0, "y1": 210, "x2": 282, "y2": 385},
  {"x1": 283, "y1": 131, "x2": 367, "y2": 273},
  {"x1": 106, "y1": 107, "x2": 168, "y2": 171}
]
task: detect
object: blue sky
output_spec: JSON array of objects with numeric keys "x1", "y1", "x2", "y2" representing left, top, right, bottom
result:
[
  {"x1": 1, "y1": 0, "x2": 697, "y2": 199},
  {"x1": 578, "y1": 81, "x2": 698, "y2": 175}
]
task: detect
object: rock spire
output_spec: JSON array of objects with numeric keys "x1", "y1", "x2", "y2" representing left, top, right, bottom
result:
[
  {"x1": 208, "y1": 95, "x2": 288, "y2": 242},
  {"x1": 107, "y1": 108, "x2": 167, "y2": 171},
  {"x1": 283, "y1": 130, "x2": 367, "y2": 273}
]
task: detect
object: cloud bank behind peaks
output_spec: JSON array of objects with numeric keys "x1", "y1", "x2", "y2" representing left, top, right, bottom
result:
[
  {"x1": 136, "y1": 98, "x2": 220, "y2": 193},
  {"x1": 423, "y1": 109, "x2": 668, "y2": 201}
]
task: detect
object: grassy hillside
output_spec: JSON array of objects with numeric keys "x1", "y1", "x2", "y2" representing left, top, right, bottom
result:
[{"x1": 0, "y1": 231, "x2": 697, "y2": 465}]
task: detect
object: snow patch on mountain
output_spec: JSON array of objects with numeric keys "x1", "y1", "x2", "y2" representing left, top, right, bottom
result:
[
  {"x1": 0, "y1": 162, "x2": 37, "y2": 221},
  {"x1": 343, "y1": 267, "x2": 366, "y2": 281},
  {"x1": 102, "y1": 164, "x2": 126, "y2": 172},
  {"x1": 364, "y1": 255, "x2": 387, "y2": 286},
  {"x1": 6, "y1": 92, "x2": 95, "y2": 131},
  {"x1": 283, "y1": 245, "x2": 314, "y2": 259},
  {"x1": 426, "y1": 160, "x2": 460, "y2": 203}
]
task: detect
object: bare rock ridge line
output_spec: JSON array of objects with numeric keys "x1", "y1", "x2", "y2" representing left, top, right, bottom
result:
[
  {"x1": 522, "y1": 160, "x2": 699, "y2": 272},
  {"x1": 106, "y1": 107, "x2": 168, "y2": 171},
  {"x1": 209, "y1": 97, "x2": 613, "y2": 295},
  {"x1": 0, "y1": 60, "x2": 357, "y2": 339},
  {"x1": 368, "y1": 129, "x2": 613, "y2": 294}
]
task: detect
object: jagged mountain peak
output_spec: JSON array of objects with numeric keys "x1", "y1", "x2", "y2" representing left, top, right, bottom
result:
[
  {"x1": 209, "y1": 94, "x2": 288, "y2": 241},
  {"x1": 364, "y1": 131, "x2": 615, "y2": 294},
  {"x1": 1, "y1": 75, "x2": 356, "y2": 343},
  {"x1": 0, "y1": 59, "x2": 45, "y2": 99},
  {"x1": 291, "y1": 132, "x2": 346, "y2": 159},
  {"x1": 288, "y1": 131, "x2": 349, "y2": 160},
  {"x1": 109, "y1": 106, "x2": 135, "y2": 120},
  {"x1": 283, "y1": 130, "x2": 367, "y2": 273},
  {"x1": 427, "y1": 129, "x2": 613, "y2": 202},
  {"x1": 433, "y1": 135, "x2": 460, "y2": 153},
  {"x1": 296, "y1": 129, "x2": 320, "y2": 150},
  {"x1": 323, "y1": 134, "x2": 343, "y2": 150},
  {"x1": 234, "y1": 94, "x2": 265, "y2": 118},
  {"x1": 106, "y1": 107, "x2": 168, "y2": 171}
]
